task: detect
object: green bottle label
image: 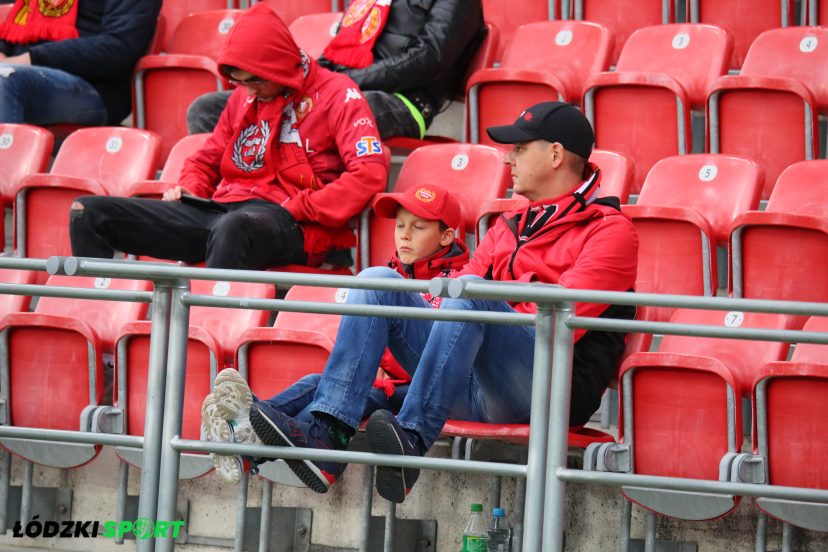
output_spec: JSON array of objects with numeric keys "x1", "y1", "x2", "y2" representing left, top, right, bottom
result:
[{"x1": 462, "y1": 535, "x2": 488, "y2": 552}]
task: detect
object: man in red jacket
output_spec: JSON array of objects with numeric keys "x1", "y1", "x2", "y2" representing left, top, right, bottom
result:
[
  {"x1": 219, "y1": 102, "x2": 638, "y2": 502},
  {"x1": 68, "y1": 4, "x2": 387, "y2": 270}
]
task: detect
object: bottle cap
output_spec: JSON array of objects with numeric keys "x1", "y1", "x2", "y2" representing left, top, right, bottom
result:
[
  {"x1": 493, "y1": 508, "x2": 505, "y2": 516},
  {"x1": 471, "y1": 503, "x2": 483, "y2": 512}
]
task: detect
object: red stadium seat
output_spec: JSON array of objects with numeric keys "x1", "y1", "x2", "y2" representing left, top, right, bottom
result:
[
  {"x1": 466, "y1": 20, "x2": 613, "y2": 144},
  {"x1": 13, "y1": 127, "x2": 161, "y2": 266},
  {"x1": 132, "y1": 10, "x2": 244, "y2": 163},
  {"x1": 689, "y1": 0, "x2": 794, "y2": 69},
  {"x1": 572, "y1": 0, "x2": 674, "y2": 64},
  {"x1": 584, "y1": 24, "x2": 733, "y2": 193},
  {"x1": 362, "y1": 143, "x2": 510, "y2": 267},
  {"x1": 257, "y1": 0, "x2": 342, "y2": 26},
  {"x1": 0, "y1": 269, "x2": 37, "y2": 317},
  {"x1": 158, "y1": 0, "x2": 238, "y2": 53},
  {"x1": 288, "y1": 12, "x2": 342, "y2": 60},
  {"x1": 481, "y1": 0, "x2": 557, "y2": 61},
  {"x1": 112, "y1": 279, "x2": 274, "y2": 477},
  {"x1": 623, "y1": 154, "x2": 762, "y2": 321},
  {"x1": 0, "y1": 275, "x2": 150, "y2": 469},
  {"x1": 0, "y1": 124, "x2": 53, "y2": 207},
  {"x1": 707, "y1": 27, "x2": 828, "y2": 199},
  {"x1": 127, "y1": 133, "x2": 211, "y2": 198},
  {"x1": 750, "y1": 315, "x2": 828, "y2": 533},
  {"x1": 730, "y1": 160, "x2": 828, "y2": 307}
]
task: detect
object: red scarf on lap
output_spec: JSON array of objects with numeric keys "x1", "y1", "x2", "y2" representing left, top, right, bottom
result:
[
  {"x1": 322, "y1": 0, "x2": 391, "y2": 69},
  {"x1": 0, "y1": 0, "x2": 80, "y2": 44}
]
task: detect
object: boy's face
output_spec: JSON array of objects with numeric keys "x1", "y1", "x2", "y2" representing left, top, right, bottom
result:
[{"x1": 394, "y1": 207, "x2": 454, "y2": 265}]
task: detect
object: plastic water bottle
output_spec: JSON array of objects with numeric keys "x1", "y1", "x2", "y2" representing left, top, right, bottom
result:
[
  {"x1": 462, "y1": 503, "x2": 489, "y2": 551},
  {"x1": 487, "y1": 508, "x2": 511, "y2": 552}
]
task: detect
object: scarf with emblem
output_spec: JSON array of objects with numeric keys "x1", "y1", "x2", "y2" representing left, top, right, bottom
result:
[
  {"x1": 322, "y1": 0, "x2": 391, "y2": 68},
  {"x1": 0, "y1": 0, "x2": 79, "y2": 44}
]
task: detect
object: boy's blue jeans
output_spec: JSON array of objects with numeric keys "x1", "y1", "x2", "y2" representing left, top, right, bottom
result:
[{"x1": 259, "y1": 266, "x2": 537, "y2": 449}]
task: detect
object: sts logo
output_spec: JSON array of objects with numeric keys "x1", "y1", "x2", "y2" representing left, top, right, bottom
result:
[{"x1": 356, "y1": 136, "x2": 382, "y2": 157}]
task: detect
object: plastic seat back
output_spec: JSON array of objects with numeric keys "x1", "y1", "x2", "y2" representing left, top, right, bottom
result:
[
  {"x1": 158, "y1": 0, "x2": 236, "y2": 53},
  {"x1": 589, "y1": 149, "x2": 633, "y2": 204},
  {"x1": 259, "y1": 0, "x2": 341, "y2": 25},
  {"x1": 709, "y1": 27, "x2": 828, "y2": 199},
  {"x1": 238, "y1": 285, "x2": 341, "y2": 399},
  {"x1": 657, "y1": 309, "x2": 795, "y2": 392},
  {"x1": 466, "y1": 20, "x2": 612, "y2": 144},
  {"x1": 585, "y1": 24, "x2": 732, "y2": 192},
  {"x1": 575, "y1": 0, "x2": 674, "y2": 63},
  {"x1": 0, "y1": 124, "x2": 53, "y2": 206},
  {"x1": 752, "y1": 316, "x2": 828, "y2": 528},
  {"x1": 133, "y1": 10, "x2": 243, "y2": 162},
  {"x1": 731, "y1": 160, "x2": 828, "y2": 304},
  {"x1": 14, "y1": 128, "x2": 161, "y2": 261},
  {"x1": 0, "y1": 269, "x2": 37, "y2": 316},
  {"x1": 365, "y1": 144, "x2": 509, "y2": 266},
  {"x1": 481, "y1": 0, "x2": 555, "y2": 61},
  {"x1": 289, "y1": 12, "x2": 342, "y2": 60},
  {"x1": 691, "y1": 0, "x2": 794, "y2": 68}
]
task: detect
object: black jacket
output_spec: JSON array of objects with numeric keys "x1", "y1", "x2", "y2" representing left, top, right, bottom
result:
[
  {"x1": 0, "y1": 0, "x2": 162, "y2": 124},
  {"x1": 320, "y1": 0, "x2": 485, "y2": 113}
]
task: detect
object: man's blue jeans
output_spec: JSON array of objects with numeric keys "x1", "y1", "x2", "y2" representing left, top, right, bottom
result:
[
  {"x1": 0, "y1": 64, "x2": 107, "y2": 125},
  {"x1": 261, "y1": 266, "x2": 537, "y2": 450}
]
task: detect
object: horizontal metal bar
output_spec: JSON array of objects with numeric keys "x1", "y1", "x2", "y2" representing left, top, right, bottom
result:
[
  {"x1": 0, "y1": 257, "x2": 49, "y2": 271},
  {"x1": 444, "y1": 278, "x2": 828, "y2": 317},
  {"x1": 182, "y1": 295, "x2": 535, "y2": 326},
  {"x1": 0, "y1": 426, "x2": 144, "y2": 448},
  {"x1": 0, "y1": 283, "x2": 152, "y2": 303},
  {"x1": 59, "y1": 257, "x2": 438, "y2": 293},
  {"x1": 570, "y1": 317, "x2": 828, "y2": 345},
  {"x1": 174, "y1": 438, "x2": 528, "y2": 478},
  {"x1": 557, "y1": 468, "x2": 828, "y2": 504},
  {"x1": 48, "y1": 257, "x2": 828, "y2": 319}
]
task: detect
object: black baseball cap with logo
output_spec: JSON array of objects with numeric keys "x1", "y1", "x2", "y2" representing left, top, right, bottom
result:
[{"x1": 486, "y1": 101, "x2": 595, "y2": 159}]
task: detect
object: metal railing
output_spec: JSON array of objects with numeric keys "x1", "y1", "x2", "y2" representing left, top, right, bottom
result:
[{"x1": 0, "y1": 255, "x2": 827, "y2": 552}]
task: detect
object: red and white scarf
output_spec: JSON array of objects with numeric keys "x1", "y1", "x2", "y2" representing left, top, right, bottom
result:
[
  {"x1": 323, "y1": 0, "x2": 391, "y2": 69},
  {"x1": 0, "y1": 0, "x2": 79, "y2": 44}
]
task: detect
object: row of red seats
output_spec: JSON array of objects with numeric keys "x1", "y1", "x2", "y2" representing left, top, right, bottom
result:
[
  {"x1": 589, "y1": 309, "x2": 828, "y2": 546},
  {"x1": 468, "y1": 21, "x2": 828, "y2": 199}
]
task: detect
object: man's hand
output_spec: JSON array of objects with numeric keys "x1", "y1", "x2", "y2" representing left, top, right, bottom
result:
[
  {"x1": 162, "y1": 186, "x2": 193, "y2": 201},
  {"x1": 3, "y1": 53, "x2": 31, "y2": 65}
]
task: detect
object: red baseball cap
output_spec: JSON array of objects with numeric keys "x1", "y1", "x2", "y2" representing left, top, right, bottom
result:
[{"x1": 373, "y1": 184, "x2": 462, "y2": 229}]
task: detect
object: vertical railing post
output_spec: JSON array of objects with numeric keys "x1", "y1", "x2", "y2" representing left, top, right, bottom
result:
[
  {"x1": 522, "y1": 305, "x2": 556, "y2": 552},
  {"x1": 136, "y1": 282, "x2": 173, "y2": 552},
  {"x1": 155, "y1": 281, "x2": 191, "y2": 552},
  {"x1": 541, "y1": 302, "x2": 575, "y2": 552}
]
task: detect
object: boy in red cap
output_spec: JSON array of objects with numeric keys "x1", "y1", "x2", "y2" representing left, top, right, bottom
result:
[{"x1": 203, "y1": 184, "x2": 468, "y2": 484}]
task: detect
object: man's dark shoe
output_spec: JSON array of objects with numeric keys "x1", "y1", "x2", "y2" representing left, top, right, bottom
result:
[
  {"x1": 365, "y1": 410, "x2": 423, "y2": 503},
  {"x1": 249, "y1": 401, "x2": 347, "y2": 493}
]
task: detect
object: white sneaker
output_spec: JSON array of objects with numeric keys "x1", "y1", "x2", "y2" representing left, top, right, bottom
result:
[{"x1": 201, "y1": 372, "x2": 260, "y2": 484}]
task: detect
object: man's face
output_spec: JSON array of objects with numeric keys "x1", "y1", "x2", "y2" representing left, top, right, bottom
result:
[
  {"x1": 504, "y1": 140, "x2": 558, "y2": 201},
  {"x1": 228, "y1": 69, "x2": 286, "y2": 102},
  {"x1": 394, "y1": 208, "x2": 453, "y2": 265}
]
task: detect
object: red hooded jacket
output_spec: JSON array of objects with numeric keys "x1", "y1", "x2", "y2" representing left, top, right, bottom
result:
[
  {"x1": 178, "y1": 4, "x2": 388, "y2": 264},
  {"x1": 457, "y1": 169, "x2": 638, "y2": 342}
]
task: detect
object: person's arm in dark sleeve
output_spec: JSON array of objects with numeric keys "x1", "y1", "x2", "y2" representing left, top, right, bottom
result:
[
  {"x1": 27, "y1": 0, "x2": 161, "y2": 80},
  {"x1": 341, "y1": 0, "x2": 481, "y2": 92}
]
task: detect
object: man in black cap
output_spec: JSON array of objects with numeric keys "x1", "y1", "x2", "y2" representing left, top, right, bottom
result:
[{"x1": 215, "y1": 101, "x2": 639, "y2": 503}]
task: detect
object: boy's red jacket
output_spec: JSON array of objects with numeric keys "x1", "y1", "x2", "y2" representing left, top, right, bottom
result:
[
  {"x1": 374, "y1": 239, "x2": 469, "y2": 395},
  {"x1": 178, "y1": 3, "x2": 387, "y2": 264}
]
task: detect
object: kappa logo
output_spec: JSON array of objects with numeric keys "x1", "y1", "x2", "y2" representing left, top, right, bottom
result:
[
  {"x1": 355, "y1": 136, "x2": 382, "y2": 157},
  {"x1": 344, "y1": 88, "x2": 363, "y2": 103},
  {"x1": 353, "y1": 117, "x2": 374, "y2": 128}
]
